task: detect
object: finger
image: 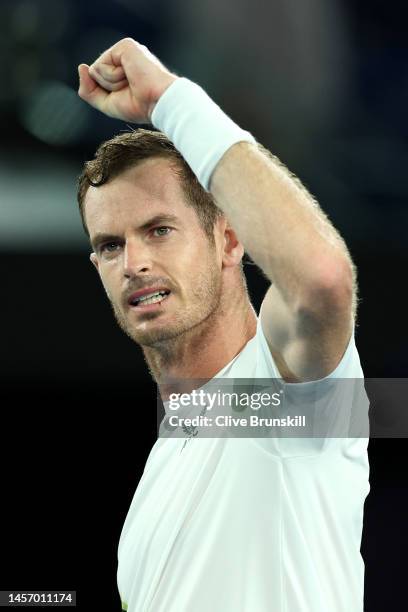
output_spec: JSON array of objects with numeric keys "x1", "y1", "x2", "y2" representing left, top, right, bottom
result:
[
  {"x1": 78, "y1": 63, "x2": 110, "y2": 109},
  {"x1": 91, "y1": 62, "x2": 126, "y2": 84},
  {"x1": 88, "y1": 63, "x2": 128, "y2": 92}
]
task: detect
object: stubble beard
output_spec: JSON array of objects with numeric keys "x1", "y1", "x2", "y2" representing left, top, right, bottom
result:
[{"x1": 109, "y1": 263, "x2": 223, "y2": 351}]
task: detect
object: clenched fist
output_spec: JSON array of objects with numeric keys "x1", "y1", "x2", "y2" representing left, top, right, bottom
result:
[{"x1": 77, "y1": 38, "x2": 178, "y2": 123}]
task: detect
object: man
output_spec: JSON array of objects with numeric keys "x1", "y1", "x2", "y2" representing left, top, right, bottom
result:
[{"x1": 77, "y1": 38, "x2": 369, "y2": 611}]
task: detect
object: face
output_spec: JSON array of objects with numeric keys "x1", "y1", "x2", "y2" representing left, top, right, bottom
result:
[{"x1": 85, "y1": 158, "x2": 231, "y2": 348}]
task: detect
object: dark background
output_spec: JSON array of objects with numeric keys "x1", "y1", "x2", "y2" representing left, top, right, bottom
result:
[{"x1": 0, "y1": 1, "x2": 407, "y2": 610}]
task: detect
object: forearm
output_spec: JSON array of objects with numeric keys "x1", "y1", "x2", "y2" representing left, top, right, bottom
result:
[
  {"x1": 210, "y1": 141, "x2": 355, "y2": 310},
  {"x1": 150, "y1": 77, "x2": 354, "y2": 311},
  {"x1": 78, "y1": 39, "x2": 355, "y2": 315}
]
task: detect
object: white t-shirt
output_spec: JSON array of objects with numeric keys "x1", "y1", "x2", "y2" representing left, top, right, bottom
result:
[{"x1": 117, "y1": 316, "x2": 370, "y2": 611}]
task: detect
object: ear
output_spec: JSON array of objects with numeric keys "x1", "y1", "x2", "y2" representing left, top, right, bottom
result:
[
  {"x1": 90, "y1": 252, "x2": 99, "y2": 272},
  {"x1": 222, "y1": 222, "x2": 244, "y2": 269}
]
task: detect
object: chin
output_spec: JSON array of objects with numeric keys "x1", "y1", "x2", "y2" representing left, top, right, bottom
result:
[
  {"x1": 113, "y1": 295, "x2": 220, "y2": 348},
  {"x1": 117, "y1": 312, "x2": 186, "y2": 347},
  {"x1": 133, "y1": 324, "x2": 188, "y2": 347}
]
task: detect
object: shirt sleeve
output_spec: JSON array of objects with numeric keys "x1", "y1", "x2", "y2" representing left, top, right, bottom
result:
[
  {"x1": 256, "y1": 313, "x2": 363, "y2": 381},
  {"x1": 253, "y1": 318, "x2": 368, "y2": 457}
]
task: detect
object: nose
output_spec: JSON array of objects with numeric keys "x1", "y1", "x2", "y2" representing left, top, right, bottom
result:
[{"x1": 123, "y1": 239, "x2": 151, "y2": 278}]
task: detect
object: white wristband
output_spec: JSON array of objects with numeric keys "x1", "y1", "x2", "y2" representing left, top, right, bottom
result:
[{"x1": 151, "y1": 77, "x2": 256, "y2": 191}]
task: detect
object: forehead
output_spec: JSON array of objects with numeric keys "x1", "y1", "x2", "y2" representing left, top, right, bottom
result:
[{"x1": 84, "y1": 157, "x2": 195, "y2": 234}]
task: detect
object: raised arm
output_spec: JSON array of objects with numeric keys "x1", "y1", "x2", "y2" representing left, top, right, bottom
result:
[
  {"x1": 78, "y1": 38, "x2": 357, "y2": 382},
  {"x1": 211, "y1": 143, "x2": 356, "y2": 382}
]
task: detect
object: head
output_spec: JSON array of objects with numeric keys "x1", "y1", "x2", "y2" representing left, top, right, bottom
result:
[{"x1": 78, "y1": 129, "x2": 247, "y2": 348}]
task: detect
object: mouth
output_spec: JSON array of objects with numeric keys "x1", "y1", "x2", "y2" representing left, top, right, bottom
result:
[{"x1": 128, "y1": 289, "x2": 171, "y2": 309}]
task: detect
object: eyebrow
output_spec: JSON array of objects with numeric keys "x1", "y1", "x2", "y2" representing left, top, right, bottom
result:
[{"x1": 90, "y1": 214, "x2": 180, "y2": 251}]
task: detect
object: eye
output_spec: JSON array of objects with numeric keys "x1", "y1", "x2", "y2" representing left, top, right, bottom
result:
[
  {"x1": 152, "y1": 226, "x2": 172, "y2": 237},
  {"x1": 100, "y1": 242, "x2": 120, "y2": 253}
]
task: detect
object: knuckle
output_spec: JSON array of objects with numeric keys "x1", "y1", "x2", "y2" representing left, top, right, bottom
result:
[{"x1": 123, "y1": 37, "x2": 136, "y2": 48}]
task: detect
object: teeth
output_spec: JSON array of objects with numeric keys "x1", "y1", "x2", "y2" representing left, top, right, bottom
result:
[
  {"x1": 138, "y1": 291, "x2": 163, "y2": 301},
  {"x1": 134, "y1": 291, "x2": 168, "y2": 306},
  {"x1": 139, "y1": 294, "x2": 165, "y2": 306}
]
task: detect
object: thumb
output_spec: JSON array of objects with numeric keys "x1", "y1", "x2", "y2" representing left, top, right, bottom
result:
[
  {"x1": 78, "y1": 63, "x2": 98, "y2": 99},
  {"x1": 77, "y1": 63, "x2": 109, "y2": 110}
]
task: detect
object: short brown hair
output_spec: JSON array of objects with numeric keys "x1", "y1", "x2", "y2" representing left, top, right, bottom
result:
[{"x1": 77, "y1": 128, "x2": 223, "y2": 241}]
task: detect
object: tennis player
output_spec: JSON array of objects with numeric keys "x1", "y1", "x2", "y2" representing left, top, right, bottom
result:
[{"x1": 77, "y1": 38, "x2": 369, "y2": 612}]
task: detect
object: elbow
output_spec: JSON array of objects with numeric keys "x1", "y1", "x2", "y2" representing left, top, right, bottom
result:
[{"x1": 304, "y1": 256, "x2": 355, "y2": 321}]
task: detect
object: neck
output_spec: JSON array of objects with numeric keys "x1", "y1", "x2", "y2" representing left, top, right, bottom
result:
[{"x1": 141, "y1": 288, "x2": 257, "y2": 385}]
